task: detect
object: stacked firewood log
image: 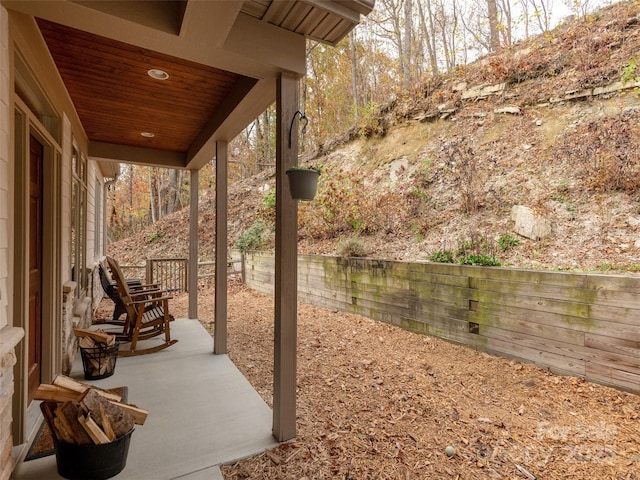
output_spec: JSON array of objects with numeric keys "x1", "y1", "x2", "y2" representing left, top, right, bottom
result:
[
  {"x1": 74, "y1": 328, "x2": 118, "y2": 377},
  {"x1": 74, "y1": 328, "x2": 116, "y2": 348},
  {"x1": 35, "y1": 376, "x2": 148, "y2": 445}
]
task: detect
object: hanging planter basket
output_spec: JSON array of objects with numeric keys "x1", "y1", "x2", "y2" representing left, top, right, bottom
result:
[{"x1": 286, "y1": 168, "x2": 320, "y2": 201}]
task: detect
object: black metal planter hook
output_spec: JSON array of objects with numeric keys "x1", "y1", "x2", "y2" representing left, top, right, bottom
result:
[{"x1": 288, "y1": 110, "x2": 308, "y2": 148}]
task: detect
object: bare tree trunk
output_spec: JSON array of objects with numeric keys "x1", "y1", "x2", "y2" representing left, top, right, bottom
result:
[
  {"x1": 107, "y1": 181, "x2": 119, "y2": 240},
  {"x1": 307, "y1": 45, "x2": 327, "y2": 140},
  {"x1": 417, "y1": 0, "x2": 439, "y2": 75},
  {"x1": 261, "y1": 110, "x2": 271, "y2": 170},
  {"x1": 157, "y1": 168, "x2": 166, "y2": 219},
  {"x1": 166, "y1": 169, "x2": 184, "y2": 214},
  {"x1": 530, "y1": 0, "x2": 553, "y2": 33},
  {"x1": 301, "y1": 74, "x2": 309, "y2": 153},
  {"x1": 499, "y1": 0, "x2": 512, "y2": 46},
  {"x1": 435, "y1": 2, "x2": 449, "y2": 70},
  {"x1": 379, "y1": 0, "x2": 405, "y2": 85},
  {"x1": 403, "y1": 0, "x2": 413, "y2": 88},
  {"x1": 167, "y1": 169, "x2": 177, "y2": 215},
  {"x1": 460, "y1": 1, "x2": 491, "y2": 54},
  {"x1": 254, "y1": 116, "x2": 263, "y2": 176},
  {"x1": 518, "y1": 0, "x2": 530, "y2": 38},
  {"x1": 177, "y1": 170, "x2": 184, "y2": 210},
  {"x1": 148, "y1": 168, "x2": 157, "y2": 224},
  {"x1": 159, "y1": 169, "x2": 166, "y2": 218},
  {"x1": 436, "y1": 0, "x2": 457, "y2": 70},
  {"x1": 449, "y1": 1, "x2": 460, "y2": 68},
  {"x1": 566, "y1": 0, "x2": 591, "y2": 20},
  {"x1": 127, "y1": 164, "x2": 134, "y2": 230},
  {"x1": 397, "y1": 16, "x2": 405, "y2": 83},
  {"x1": 350, "y1": 30, "x2": 359, "y2": 125},
  {"x1": 487, "y1": 0, "x2": 500, "y2": 51}
]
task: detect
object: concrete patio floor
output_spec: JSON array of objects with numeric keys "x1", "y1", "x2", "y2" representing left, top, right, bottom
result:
[{"x1": 12, "y1": 319, "x2": 279, "y2": 480}]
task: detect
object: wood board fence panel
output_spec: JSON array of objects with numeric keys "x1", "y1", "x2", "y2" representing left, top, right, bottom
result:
[{"x1": 243, "y1": 252, "x2": 640, "y2": 393}]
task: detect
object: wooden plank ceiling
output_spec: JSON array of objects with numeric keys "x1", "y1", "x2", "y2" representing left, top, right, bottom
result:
[
  {"x1": 36, "y1": 18, "x2": 247, "y2": 153},
  {"x1": 31, "y1": 1, "x2": 374, "y2": 161}
]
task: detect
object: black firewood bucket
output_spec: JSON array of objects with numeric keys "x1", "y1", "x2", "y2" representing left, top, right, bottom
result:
[{"x1": 53, "y1": 428, "x2": 134, "y2": 480}]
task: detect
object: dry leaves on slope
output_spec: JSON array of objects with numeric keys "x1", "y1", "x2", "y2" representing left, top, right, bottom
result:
[{"x1": 167, "y1": 281, "x2": 640, "y2": 480}]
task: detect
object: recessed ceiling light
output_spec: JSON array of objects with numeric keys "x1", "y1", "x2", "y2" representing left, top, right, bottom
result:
[
  {"x1": 148, "y1": 69, "x2": 169, "y2": 80},
  {"x1": 141, "y1": 132, "x2": 155, "y2": 138}
]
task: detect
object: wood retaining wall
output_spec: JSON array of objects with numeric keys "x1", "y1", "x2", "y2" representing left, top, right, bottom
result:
[{"x1": 244, "y1": 252, "x2": 640, "y2": 394}]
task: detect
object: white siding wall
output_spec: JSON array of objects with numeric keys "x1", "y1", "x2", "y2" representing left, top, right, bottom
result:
[
  {"x1": 0, "y1": 5, "x2": 9, "y2": 331},
  {"x1": 1, "y1": 8, "x2": 22, "y2": 480}
]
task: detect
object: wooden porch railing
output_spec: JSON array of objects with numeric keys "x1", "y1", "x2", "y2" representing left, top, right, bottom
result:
[
  {"x1": 147, "y1": 258, "x2": 188, "y2": 293},
  {"x1": 116, "y1": 253, "x2": 243, "y2": 293}
]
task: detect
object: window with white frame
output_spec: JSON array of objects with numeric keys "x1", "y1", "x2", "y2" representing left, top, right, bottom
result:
[
  {"x1": 71, "y1": 144, "x2": 87, "y2": 293},
  {"x1": 95, "y1": 177, "x2": 102, "y2": 255}
]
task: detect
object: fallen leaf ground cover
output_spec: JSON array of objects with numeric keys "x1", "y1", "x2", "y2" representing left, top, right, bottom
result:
[{"x1": 167, "y1": 280, "x2": 640, "y2": 480}]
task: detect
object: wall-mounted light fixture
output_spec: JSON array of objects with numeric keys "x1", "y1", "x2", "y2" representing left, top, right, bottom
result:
[{"x1": 288, "y1": 110, "x2": 308, "y2": 148}]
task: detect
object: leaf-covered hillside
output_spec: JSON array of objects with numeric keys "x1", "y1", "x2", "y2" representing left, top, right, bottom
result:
[{"x1": 109, "y1": 2, "x2": 640, "y2": 273}]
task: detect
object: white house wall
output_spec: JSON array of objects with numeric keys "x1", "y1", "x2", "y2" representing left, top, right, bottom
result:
[
  {"x1": 1, "y1": 5, "x2": 24, "y2": 479},
  {"x1": 0, "y1": 5, "x2": 9, "y2": 332},
  {"x1": 0, "y1": 10, "x2": 109, "y2": 471}
]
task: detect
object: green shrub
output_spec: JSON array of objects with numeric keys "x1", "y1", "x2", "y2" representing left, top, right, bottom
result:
[
  {"x1": 358, "y1": 101, "x2": 385, "y2": 138},
  {"x1": 337, "y1": 237, "x2": 370, "y2": 257},
  {"x1": 498, "y1": 234, "x2": 520, "y2": 252},
  {"x1": 431, "y1": 234, "x2": 502, "y2": 266},
  {"x1": 235, "y1": 221, "x2": 266, "y2": 252},
  {"x1": 429, "y1": 250, "x2": 455, "y2": 263},
  {"x1": 259, "y1": 188, "x2": 276, "y2": 222},
  {"x1": 456, "y1": 240, "x2": 473, "y2": 257},
  {"x1": 621, "y1": 58, "x2": 637, "y2": 85},
  {"x1": 459, "y1": 254, "x2": 501, "y2": 266},
  {"x1": 148, "y1": 231, "x2": 163, "y2": 243},
  {"x1": 263, "y1": 188, "x2": 276, "y2": 209},
  {"x1": 598, "y1": 263, "x2": 613, "y2": 272}
]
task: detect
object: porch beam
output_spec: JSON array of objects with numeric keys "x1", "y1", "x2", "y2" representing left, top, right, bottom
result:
[
  {"x1": 186, "y1": 78, "x2": 274, "y2": 170},
  {"x1": 273, "y1": 72, "x2": 299, "y2": 442},
  {"x1": 188, "y1": 169, "x2": 198, "y2": 319},
  {"x1": 187, "y1": 76, "x2": 258, "y2": 165},
  {"x1": 89, "y1": 142, "x2": 187, "y2": 168},
  {"x1": 214, "y1": 140, "x2": 228, "y2": 354}
]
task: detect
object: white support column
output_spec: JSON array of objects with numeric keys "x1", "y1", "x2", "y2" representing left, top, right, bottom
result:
[
  {"x1": 273, "y1": 72, "x2": 299, "y2": 442},
  {"x1": 214, "y1": 141, "x2": 228, "y2": 354},
  {"x1": 188, "y1": 169, "x2": 199, "y2": 319}
]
